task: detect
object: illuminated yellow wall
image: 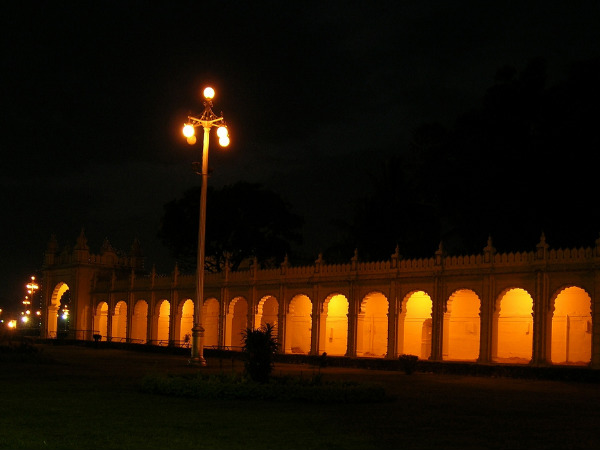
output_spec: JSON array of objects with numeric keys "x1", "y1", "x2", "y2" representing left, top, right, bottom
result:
[
  {"x1": 443, "y1": 289, "x2": 480, "y2": 361},
  {"x1": 202, "y1": 298, "x2": 220, "y2": 347},
  {"x1": 285, "y1": 295, "x2": 312, "y2": 354},
  {"x1": 357, "y1": 292, "x2": 388, "y2": 358},
  {"x1": 131, "y1": 300, "x2": 148, "y2": 343},
  {"x1": 551, "y1": 286, "x2": 592, "y2": 365},
  {"x1": 493, "y1": 288, "x2": 533, "y2": 363},
  {"x1": 156, "y1": 300, "x2": 170, "y2": 345},
  {"x1": 111, "y1": 300, "x2": 127, "y2": 342},
  {"x1": 320, "y1": 294, "x2": 348, "y2": 356},
  {"x1": 226, "y1": 297, "x2": 248, "y2": 348},
  {"x1": 179, "y1": 299, "x2": 194, "y2": 343},
  {"x1": 399, "y1": 291, "x2": 432, "y2": 359}
]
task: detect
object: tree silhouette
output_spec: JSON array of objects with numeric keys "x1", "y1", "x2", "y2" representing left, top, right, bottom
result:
[{"x1": 158, "y1": 181, "x2": 303, "y2": 272}]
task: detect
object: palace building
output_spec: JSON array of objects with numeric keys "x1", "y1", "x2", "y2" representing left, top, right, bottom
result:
[{"x1": 41, "y1": 230, "x2": 600, "y2": 368}]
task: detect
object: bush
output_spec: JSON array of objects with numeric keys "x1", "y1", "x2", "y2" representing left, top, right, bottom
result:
[
  {"x1": 241, "y1": 323, "x2": 278, "y2": 383},
  {"x1": 398, "y1": 354, "x2": 419, "y2": 374}
]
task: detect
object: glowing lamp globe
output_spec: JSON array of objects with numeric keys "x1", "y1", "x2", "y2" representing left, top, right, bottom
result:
[
  {"x1": 203, "y1": 87, "x2": 215, "y2": 99},
  {"x1": 183, "y1": 124, "x2": 195, "y2": 138},
  {"x1": 219, "y1": 136, "x2": 230, "y2": 147},
  {"x1": 217, "y1": 126, "x2": 228, "y2": 138}
]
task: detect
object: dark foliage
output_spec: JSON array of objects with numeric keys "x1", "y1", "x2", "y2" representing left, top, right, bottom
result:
[
  {"x1": 241, "y1": 323, "x2": 278, "y2": 383},
  {"x1": 158, "y1": 181, "x2": 303, "y2": 272},
  {"x1": 326, "y1": 57, "x2": 600, "y2": 261}
]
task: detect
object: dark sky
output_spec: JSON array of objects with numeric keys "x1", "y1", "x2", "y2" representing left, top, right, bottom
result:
[{"x1": 1, "y1": 1, "x2": 599, "y2": 312}]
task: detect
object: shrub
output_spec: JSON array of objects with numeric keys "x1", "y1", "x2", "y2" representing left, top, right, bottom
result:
[
  {"x1": 398, "y1": 354, "x2": 419, "y2": 374},
  {"x1": 241, "y1": 323, "x2": 278, "y2": 383}
]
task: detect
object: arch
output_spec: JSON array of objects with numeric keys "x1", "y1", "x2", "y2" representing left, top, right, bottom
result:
[
  {"x1": 285, "y1": 294, "x2": 312, "y2": 354},
  {"x1": 202, "y1": 298, "x2": 220, "y2": 348},
  {"x1": 443, "y1": 289, "x2": 480, "y2": 361},
  {"x1": 225, "y1": 297, "x2": 248, "y2": 349},
  {"x1": 156, "y1": 300, "x2": 170, "y2": 346},
  {"x1": 47, "y1": 282, "x2": 70, "y2": 338},
  {"x1": 398, "y1": 290, "x2": 432, "y2": 359},
  {"x1": 93, "y1": 302, "x2": 109, "y2": 341},
  {"x1": 130, "y1": 300, "x2": 148, "y2": 343},
  {"x1": 256, "y1": 295, "x2": 279, "y2": 332},
  {"x1": 492, "y1": 288, "x2": 533, "y2": 364},
  {"x1": 179, "y1": 298, "x2": 194, "y2": 347},
  {"x1": 111, "y1": 300, "x2": 128, "y2": 342},
  {"x1": 356, "y1": 292, "x2": 388, "y2": 358},
  {"x1": 319, "y1": 294, "x2": 349, "y2": 356},
  {"x1": 550, "y1": 286, "x2": 592, "y2": 365}
]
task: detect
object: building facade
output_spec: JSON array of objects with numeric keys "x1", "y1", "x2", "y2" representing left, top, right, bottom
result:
[{"x1": 41, "y1": 230, "x2": 600, "y2": 368}]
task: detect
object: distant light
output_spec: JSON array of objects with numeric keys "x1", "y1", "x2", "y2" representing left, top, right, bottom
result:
[
  {"x1": 21, "y1": 316, "x2": 29, "y2": 323},
  {"x1": 62, "y1": 313, "x2": 68, "y2": 320},
  {"x1": 7, "y1": 320, "x2": 16, "y2": 328},
  {"x1": 203, "y1": 87, "x2": 215, "y2": 99}
]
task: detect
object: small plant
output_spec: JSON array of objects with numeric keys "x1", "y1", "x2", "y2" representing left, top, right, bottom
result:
[
  {"x1": 241, "y1": 323, "x2": 278, "y2": 383},
  {"x1": 398, "y1": 354, "x2": 419, "y2": 375}
]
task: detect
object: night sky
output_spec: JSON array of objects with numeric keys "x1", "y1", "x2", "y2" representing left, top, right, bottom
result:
[{"x1": 1, "y1": 1, "x2": 599, "y2": 313}]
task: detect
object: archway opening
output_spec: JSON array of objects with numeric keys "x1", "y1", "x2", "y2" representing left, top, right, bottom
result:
[
  {"x1": 399, "y1": 291, "x2": 432, "y2": 359},
  {"x1": 226, "y1": 297, "x2": 248, "y2": 349},
  {"x1": 357, "y1": 292, "x2": 388, "y2": 358},
  {"x1": 111, "y1": 301, "x2": 128, "y2": 342},
  {"x1": 156, "y1": 300, "x2": 170, "y2": 345},
  {"x1": 443, "y1": 289, "x2": 480, "y2": 361},
  {"x1": 202, "y1": 298, "x2": 220, "y2": 348},
  {"x1": 320, "y1": 294, "x2": 348, "y2": 356},
  {"x1": 48, "y1": 283, "x2": 70, "y2": 339},
  {"x1": 93, "y1": 302, "x2": 109, "y2": 341},
  {"x1": 551, "y1": 286, "x2": 592, "y2": 365},
  {"x1": 492, "y1": 288, "x2": 533, "y2": 364},
  {"x1": 180, "y1": 299, "x2": 194, "y2": 347},
  {"x1": 256, "y1": 295, "x2": 279, "y2": 332},
  {"x1": 285, "y1": 295, "x2": 312, "y2": 354},
  {"x1": 131, "y1": 300, "x2": 148, "y2": 343}
]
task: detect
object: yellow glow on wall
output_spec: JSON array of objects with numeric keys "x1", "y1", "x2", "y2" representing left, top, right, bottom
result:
[
  {"x1": 443, "y1": 289, "x2": 480, "y2": 361},
  {"x1": 551, "y1": 286, "x2": 591, "y2": 365},
  {"x1": 94, "y1": 302, "x2": 109, "y2": 341},
  {"x1": 493, "y1": 288, "x2": 533, "y2": 363},
  {"x1": 357, "y1": 292, "x2": 389, "y2": 358},
  {"x1": 202, "y1": 298, "x2": 220, "y2": 347},
  {"x1": 400, "y1": 291, "x2": 432, "y2": 359},
  {"x1": 320, "y1": 294, "x2": 349, "y2": 356},
  {"x1": 131, "y1": 300, "x2": 148, "y2": 343},
  {"x1": 285, "y1": 295, "x2": 312, "y2": 354}
]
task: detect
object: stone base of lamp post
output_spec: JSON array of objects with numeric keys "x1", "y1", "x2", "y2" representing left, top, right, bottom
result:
[{"x1": 189, "y1": 323, "x2": 207, "y2": 366}]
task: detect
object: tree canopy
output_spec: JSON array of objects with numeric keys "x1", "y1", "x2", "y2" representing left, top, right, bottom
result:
[
  {"x1": 158, "y1": 181, "x2": 303, "y2": 272},
  {"x1": 326, "y1": 57, "x2": 600, "y2": 261}
]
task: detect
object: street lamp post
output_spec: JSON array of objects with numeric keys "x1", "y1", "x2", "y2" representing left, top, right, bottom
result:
[{"x1": 182, "y1": 86, "x2": 230, "y2": 366}]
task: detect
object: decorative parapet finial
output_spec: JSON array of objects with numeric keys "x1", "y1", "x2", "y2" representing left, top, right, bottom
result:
[
  {"x1": 391, "y1": 244, "x2": 400, "y2": 268},
  {"x1": 280, "y1": 254, "x2": 289, "y2": 275},
  {"x1": 483, "y1": 235, "x2": 496, "y2": 263},
  {"x1": 536, "y1": 232, "x2": 549, "y2": 260},
  {"x1": 435, "y1": 241, "x2": 444, "y2": 265},
  {"x1": 315, "y1": 252, "x2": 323, "y2": 273},
  {"x1": 351, "y1": 248, "x2": 358, "y2": 270}
]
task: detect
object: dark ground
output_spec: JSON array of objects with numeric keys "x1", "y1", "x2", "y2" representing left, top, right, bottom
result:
[{"x1": 2, "y1": 342, "x2": 600, "y2": 449}]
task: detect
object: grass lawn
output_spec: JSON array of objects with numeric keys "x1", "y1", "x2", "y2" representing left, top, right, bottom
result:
[{"x1": 1, "y1": 342, "x2": 600, "y2": 449}]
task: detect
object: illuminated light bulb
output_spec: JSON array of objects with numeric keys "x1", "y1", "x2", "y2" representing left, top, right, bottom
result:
[
  {"x1": 203, "y1": 87, "x2": 215, "y2": 99},
  {"x1": 187, "y1": 135, "x2": 197, "y2": 145},
  {"x1": 183, "y1": 124, "x2": 195, "y2": 138},
  {"x1": 217, "y1": 126, "x2": 228, "y2": 138},
  {"x1": 219, "y1": 136, "x2": 230, "y2": 147}
]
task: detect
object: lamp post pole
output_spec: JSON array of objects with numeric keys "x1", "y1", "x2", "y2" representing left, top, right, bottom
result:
[{"x1": 182, "y1": 87, "x2": 230, "y2": 366}]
